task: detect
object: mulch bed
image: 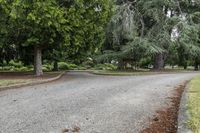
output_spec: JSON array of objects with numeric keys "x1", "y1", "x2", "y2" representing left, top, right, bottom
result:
[{"x1": 140, "y1": 82, "x2": 188, "y2": 133}]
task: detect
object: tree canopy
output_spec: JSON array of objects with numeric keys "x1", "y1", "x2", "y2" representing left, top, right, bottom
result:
[
  {"x1": 98, "y1": 0, "x2": 200, "y2": 70},
  {"x1": 0, "y1": 0, "x2": 112, "y2": 76},
  {"x1": 0, "y1": 0, "x2": 200, "y2": 74}
]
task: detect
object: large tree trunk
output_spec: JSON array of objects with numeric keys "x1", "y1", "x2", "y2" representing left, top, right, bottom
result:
[
  {"x1": 194, "y1": 59, "x2": 199, "y2": 71},
  {"x1": 34, "y1": 46, "x2": 43, "y2": 76},
  {"x1": 154, "y1": 53, "x2": 165, "y2": 70},
  {"x1": 118, "y1": 60, "x2": 125, "y2": 70},
  {"x1": 184, "y1": 64, "x2": 188, "y2": 70}
]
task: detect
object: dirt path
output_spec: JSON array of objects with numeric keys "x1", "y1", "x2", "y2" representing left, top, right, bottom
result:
[{"x1": 0, "y1": 72, "x2": 198, "y2": 133}]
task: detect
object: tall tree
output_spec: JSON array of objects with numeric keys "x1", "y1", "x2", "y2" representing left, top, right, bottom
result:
[
  {"x1": 101, "y1": 0, "x2": 176, "y2": 70},
  {"x1": 63, "y1": 0, "x2": 112, "y2": 64},
  {"x1": 10, "y1": 0, "x2": 70, "y2": 76},
  {"x1": 0, "y1": 0, "x2": 16, "y2": 65},
  {"x1": 6, "y1": 0, "x2": 111, "y2": 75},
  {"x1": 175, "y1": 0, "x2": 200, "y2": 70}
]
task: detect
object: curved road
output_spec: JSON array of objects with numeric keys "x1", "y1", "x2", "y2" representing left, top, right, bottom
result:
[{"x1": 0, "y1": 72, "x2": 198, "y2": 133}]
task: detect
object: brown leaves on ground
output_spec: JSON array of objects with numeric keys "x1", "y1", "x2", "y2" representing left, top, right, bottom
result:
[
  {"x1": 62, "y1": 126, "x2": 80, "y2": 133},
  {"x1": 140, "y1": 82, "x2": 187, "y2": 133}
]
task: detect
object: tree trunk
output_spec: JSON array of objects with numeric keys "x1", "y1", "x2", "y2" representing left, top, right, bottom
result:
[
  {"x1": 194, "y1": 59, "x2": 199, "y2": 71},
  {"x1": 53, "y1": 61, "x2": 58, "y2": 71},
  {"x1": 34, "y1": 46, "x2": 43, "y2": 76},
  {"x1": 118, "y1": 60, "x2": 125, "y2": 70},
  {"x1": 184, "y1": 64, "x2": 187, "y2": 70},
  {"x1": 154, "y1": 53, "x2": 164, "y2": 70}
]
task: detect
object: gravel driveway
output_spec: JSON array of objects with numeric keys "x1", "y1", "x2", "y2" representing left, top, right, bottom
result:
[{"x1": 0, "y1": 72, "x2": 198, "y2": 133}]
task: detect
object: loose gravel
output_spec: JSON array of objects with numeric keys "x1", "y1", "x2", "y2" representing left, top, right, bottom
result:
[{"x1": 0, "y1": 72, "x2": 198, "y2": 133}]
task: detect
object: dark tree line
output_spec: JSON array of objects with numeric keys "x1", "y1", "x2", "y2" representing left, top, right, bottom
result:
[
  {"x1": 0, "y1": 0, "x2": 200, "y2": 75},
  {"x1": 0, "y1": 0, "x2": 112, "y2": 76},
  {"x1": 98, "y1": 0, "x2": 200, "y2": 70}
]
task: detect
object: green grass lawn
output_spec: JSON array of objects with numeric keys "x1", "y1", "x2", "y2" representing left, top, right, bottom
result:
[
  {"x1": 0, "y1": 71, "x2": 64, "y2": 91},
  {"x1": 188, "y1": 76, "x2": 200, "y2": 133},
  {"x1": 92, "y1": 70, "x2": 153, "y2": 76},
  {"x1": 0, "y1": 79, "x2": 31, "y2": 87},
  {"x1": 92, "y1": 69, "x2": 195, "y2": 76}
]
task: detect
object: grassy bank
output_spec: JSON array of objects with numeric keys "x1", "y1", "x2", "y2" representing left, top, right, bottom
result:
[
  {"x1": 0, "y1": 71, "x2": 63, "y2": 91},
  {"x1": 0, "y1": 79, "x2": 31, "y2": 87},
  {"x1": 92, "y1": 70, "x2": 152, "y2": 76},
  {"x1": 188, "y1": 76, "x2": 200, "y2": 133},
  {"x1": 92, "y1": 69, "x2": 196, "y2": 76}
]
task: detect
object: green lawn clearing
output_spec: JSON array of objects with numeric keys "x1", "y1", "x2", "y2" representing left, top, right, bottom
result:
[
  {"x1": 92, "y1": 69, "x2": 195, "y2": 76},
  {"x1": 0, "y1": 79, "x2": 31, "y2": 88},
  {"x1": 188, "y1": 76, "x2": 200, "y2": 133},
  {"x1": 92, "y1": 70, "x2": 152, "y2": 76}
]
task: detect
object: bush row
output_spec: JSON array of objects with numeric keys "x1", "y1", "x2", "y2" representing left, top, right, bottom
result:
[{"x1": 0, "y1": 60, "x2": 117, "y2": 72}]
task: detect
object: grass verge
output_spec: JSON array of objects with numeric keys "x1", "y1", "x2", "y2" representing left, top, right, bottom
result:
[
  {"x1": 140, "y1": 82, "x2": 187, "y2": 133},
  {"x1": 92, "y1": 69, "x2": 195, "y2": 76},
  {"x1": 92, "y1": 70, "x2": 153, "y2": 76},
  {"x1": 0, "y1": 71, "x2": 64, "y2": 91},
  {"x1": 188, "y1": 76, "x2": 200, "y2": 133},
  {"x1": 0, "y1": 79, "x2": 31, "y2": 87}
]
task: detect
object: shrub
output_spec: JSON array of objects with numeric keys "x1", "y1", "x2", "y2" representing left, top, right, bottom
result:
[
  {"x1": 15, "y1": 67, "x2": 29, "y2": 72},
  {"x1": 139, "y1": 58, "x2": 152, "y2": 68},
  {"x1": 43, "y1": 64, "x2": 53, "y2": 71},
  {"x1": 1, "y1": 60, "x2": 7, "y2": 66},
  {"x1": 27, "y1": 65, "x2": 33, "y2": 69},
  {"x1": 58, "y1": 62, "x2": 79, "y2": 70},
  {"x1": 94, "y1": 63, "x2": 117, "y2": 70},
  {"x1": 42, "y1": 66, "x2": 50, "y2": 72},
  {"x1": 58, "y1": 62, "x2": 69, "y2": 70},
  {"x1": 77, "y1": 66, "x2": 87, "y2": 70},
  {"x1": 68, "y1": 63, "x2": 78, "y2": 69},
  {"x1": 82, "y1": 59, "x2": 95, "y2": 68},
  {"x1": 2, "y1": 66, "x2": 15, "y2": 71},
  {"x1": 9, "y1": 60, "x2": 23, "y2": 68},
  {"x1": 43, "y1": 60, "x2": 49, "y2": 64}
]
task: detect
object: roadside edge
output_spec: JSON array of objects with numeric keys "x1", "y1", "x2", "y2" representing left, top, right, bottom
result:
[
  {"x1": 0, "y1": 71, "x2": 66, "y2": 91},
  {"x1": 177, "y1": 84, "x2": 193, "y2": 133}
]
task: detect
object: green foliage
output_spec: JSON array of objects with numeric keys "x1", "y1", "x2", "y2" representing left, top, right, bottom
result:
[
  {"x1": 0, "y1": 66, "x2": 30, "y2": 72},
  {"x1": 67, "y1": 63, "x2": 78, "y2": 70},
  {"x1": 57, "y1": 0, "x2": 112, "y2": 63},
  {"x1": 42, "y1": 64, "x2": 53, "y2": 71},
  {"x1": 58, "y1": 62, "x2": 78, "y2": 70},
  {"x1": 0, "y1": 0, "x2": 200, "y2": 72},
  {"x1": 101, "y1": 0, "x2": 176, "y2": 69},
  {"x1": 42, "y1": 67, "x2": 50, "y2": 72},
  {"x1": 58, "y1": 62, "x2": 69, "y2": 70},
  {"x1": 0, "y1": 60, "x2": 30, "y2": 72},
  {"x1": 99, "y1": 0, "x2": 200, "y2": 70},
  {"x1": 0, "y1": 0, "x2": 112, "y2": 74},
  {"x1": 139, "y1": 58, "x2": 152, "y2": 68},
  {"x1": 77, "y1": 66, "x2": 87, "y2": 70},
  {"x1": 17, "y1": 66, "x2": 29, "y2": 72},
  {"x1": 94, "y1": 63, "x2": 117, "y2": 70},
  {"x1": 82, "y1": 58, "x2": 95, "y2": 68},
  {"x1": 8, "y1": 60, "x2": 23, "y2": 68},
  {"x1": 0, "y1": 66, "x2": 14, "y2": 71},
  {"x1": 166, "y1": 44, "x2": 179, "y2": 67}
]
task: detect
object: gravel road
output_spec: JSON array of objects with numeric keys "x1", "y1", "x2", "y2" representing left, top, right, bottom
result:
[{"x1": 0, "y1": 72, "x2": 198, "y2": 133}]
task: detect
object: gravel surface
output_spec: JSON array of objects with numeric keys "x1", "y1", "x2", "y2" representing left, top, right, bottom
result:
[{"x1": 0, "y1": 72, "x2": 198, "y2": 133}]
